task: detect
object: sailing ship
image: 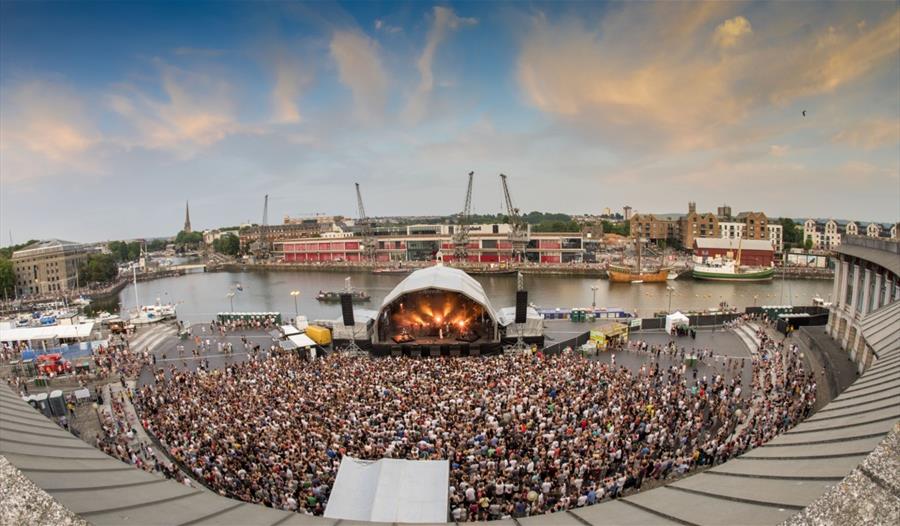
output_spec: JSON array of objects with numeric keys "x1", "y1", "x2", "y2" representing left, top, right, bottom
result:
[
  {"x1": 692, "y1": 238, "x2": 775, "y2": 282},
  {"x1": 607, "y1": 238, "x2": 670, "y2": 283}
]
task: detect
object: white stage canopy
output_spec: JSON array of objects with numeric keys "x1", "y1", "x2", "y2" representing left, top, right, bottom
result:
[
  {"x1": 287, "y1": 333, "x2": 317, "y2": 348},
  {"x1": 324, "y1": 457, "x2": 449, "y2": 524},
  {"x1": 0, "y1": 322, "x2": 95, "y2": 343},
  {"x1": 665, "y1": 311, "x2": 690, "y2": 334}
]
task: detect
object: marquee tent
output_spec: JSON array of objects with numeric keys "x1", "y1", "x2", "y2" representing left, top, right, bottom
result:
[{"x1": 665, "y1": 311, "x2": 690, "y2": 334}]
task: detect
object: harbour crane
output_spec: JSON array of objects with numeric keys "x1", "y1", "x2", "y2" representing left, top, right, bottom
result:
[
  {"x1": 499, "y1": 173, "x2": 529, "y2": 262},
  {"x1": 452, "y1": 171, "x2": 475, "y2": 261},
  {"x1": 355, "y1": 183, "x2": 377, "y2": 261}
]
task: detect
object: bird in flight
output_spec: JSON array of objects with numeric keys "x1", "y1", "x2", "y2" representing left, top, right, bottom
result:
[{"x1": 802, "y1": 110, "x2": 807, "y2": 117}]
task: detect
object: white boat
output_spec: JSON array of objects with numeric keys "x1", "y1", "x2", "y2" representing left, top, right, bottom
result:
[{"x1": 692, "y1": 260, "x2": 775, "y2": 282}]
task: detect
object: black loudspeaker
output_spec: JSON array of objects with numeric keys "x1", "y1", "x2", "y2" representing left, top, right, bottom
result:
[
  {"x1": 515, "y1": 290, "x2": 528, "y2": 324},
  {"x1": 340, "y1": 293, "x2": 355, "y2": 326}
]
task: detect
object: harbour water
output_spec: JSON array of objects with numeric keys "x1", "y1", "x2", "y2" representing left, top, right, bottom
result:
[{"x1": 117, "y1": 269, "x2": 833, "y2": 324}]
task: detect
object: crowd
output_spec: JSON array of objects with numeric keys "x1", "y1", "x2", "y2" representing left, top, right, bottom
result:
[
  {"x1": 135, "y1": 327, "x2": 815, "y2": 521},
  {"x1": 95, "y1": 385, "x2": 193, "y2": 486}
]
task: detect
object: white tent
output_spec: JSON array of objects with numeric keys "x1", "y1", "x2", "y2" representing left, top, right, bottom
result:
[
  {"x1": 324, "y1": 457, "x2": 449, "y2": 524},
  {"x1": 287, "y1": 333, "x2": 317, "y2": 348},
  {"x1": 665, "y1": 311, "x2": 690, "y2": 334},
  {"x1": 496, "y1": 306, "x2": 544, "y2": 338},
  {"x1": 0, "y1": 322, "x2": 95, "y2": 343}
]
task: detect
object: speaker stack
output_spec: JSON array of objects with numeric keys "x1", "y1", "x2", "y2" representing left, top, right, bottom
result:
[
  {"x1": 515, "y1": 290, "x2": 528, "y2": 324},
  {"x1": 340, "y1": 293, "x2": 355, "y2": 327}
]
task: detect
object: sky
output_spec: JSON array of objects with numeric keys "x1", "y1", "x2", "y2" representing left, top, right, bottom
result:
[{"x1": 1, "y1": 1, "x2": 899, "y2": 242}]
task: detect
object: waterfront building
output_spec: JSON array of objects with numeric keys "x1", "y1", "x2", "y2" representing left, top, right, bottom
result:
[
  {"x1": 719, "y1": 219, "x2": 783, "y2": 252},
  {"x1": 274, "y1": 223, "x2": 584, "y2": 264},
  {"x1": 692, "y1": 237, "x2": 775, "y2": 267},
  {"x1": 826, "y1": 235, "x2": 900, "y2": 373},
  {"x1": 678, "y1": 205, "x2": 719, "y2": 248},
  {"x1": 11, "y1": 240, "x2": 93, "y2": 297},
  {"x1": 803, "y1": 218, "x2": 897, "y2": 249}
]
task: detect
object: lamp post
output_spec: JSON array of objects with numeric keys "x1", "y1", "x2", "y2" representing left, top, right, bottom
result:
[
  {"x1": 590, "y1": 285, "x2": 599, "y2": 312},
  {"x1": 226, "y1": 292, "x2": 235, "y2": 312},
  {"x1": 290, "y1": 290, "x2": 300, "y2": 316},
  {"x1": 666, "y1": 286, "x2": 675, "y2": 313}
]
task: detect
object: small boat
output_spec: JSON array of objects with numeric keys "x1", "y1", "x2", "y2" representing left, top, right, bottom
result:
[
  {"x1": 372, "y1": 267, "x2": 411, "y2": 275},
  {"x1": 316, "y1": 290, "x2": 371, "y2": 302}
]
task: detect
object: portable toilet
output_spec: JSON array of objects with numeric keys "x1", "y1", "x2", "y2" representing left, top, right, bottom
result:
[
  {"x1": 33, "y1": 392, "x2": 52, "y2": 417},
  {"x1": 24, "y1": 394, "x2": 38, "y2": 409},
  {"x1": 48, "y1": 390, "x2": 67, "y2": 417}
]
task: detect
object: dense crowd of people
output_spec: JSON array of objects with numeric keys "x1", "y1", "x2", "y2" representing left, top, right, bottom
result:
[
  {"x1": 96, "y1": 385, "x2": 193, "y2": 485},
  {"x1": 135, "y1": 326, "x2": 815, "y2": 521}
]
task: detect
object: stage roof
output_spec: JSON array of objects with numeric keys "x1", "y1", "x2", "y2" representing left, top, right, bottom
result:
[
  {"x1": 324, "y1": 457, "x2": 449, "y2": 524},
  {"x1": 379, "y1": 265, "x2": 498, "y2": 321}
]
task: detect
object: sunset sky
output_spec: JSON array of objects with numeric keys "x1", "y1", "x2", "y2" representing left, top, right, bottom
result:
[{"x1": 1, "y1": 1, "x2": 898, "y2": 241}]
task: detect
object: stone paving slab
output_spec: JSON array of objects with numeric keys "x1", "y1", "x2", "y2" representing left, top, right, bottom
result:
[
  {"x1": 0, "y1": 452, "x2": 135, "y2": 472},
  {"x1": 1, "y1": 428, "x2": 96, "y2": 449},
  {"x1": 670, "y1": 472, "x2": 834, "y2": 508},
  {"x1": 518, "y1": 510, "x2": 584, "y2": 525},
  {"x1": 570, "y1": 499, "x2": 681, "y2": 525},
  {"x1": 160, "y1": 501, "x2": 290, "y2": 526},
  {"x1": 747, "y1": 435, "x2": 885, "y2": 458},
  {"x1": 787, "y1": 406, "x2": 900, "y2": 432},
  {"x1": 763, "y1": 420, "x2": 895, "y2": 445},
  {"x1": 50, "y1": 480, "x2": 199, "y2": 515},
  {"x1": 623, "y1": 486, "x2": 797, "y2": 525},
  {"x1": 800, "y1": 399, "x2": 899, "y2": 421},
  {"x1": 710, "y1": 456, "x2": 866, "y2": 479},
  {"x1": 0, "y1": 455, "x2": 88, "y2": 526},
  {"x1": 277, "y1": 513, "x2": 341, "y2": 525},
  {"x1": 20, "y1": 465, "x2": 162, "y2": 490},
  {"x1": 78, "y1": 490, "x2": 234, "y2": 525},
  {"x1": 815, "y1": 387, "x2": 900, "y2": 412},
  {"x1": 840, "y1": 372, "x2": 900, "y2": 395},
  {"x1": 0, "y1": 440, "x2": 112, "y2": 459}
]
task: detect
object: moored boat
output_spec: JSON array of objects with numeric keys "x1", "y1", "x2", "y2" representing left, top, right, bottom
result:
[
  {"x1": 692, "y1": 262, "x2": 775, "y2": 281},
  {"x1": 607, "y1": 238, "x2": 670, "y2": 283},
  {"x1": 315, "y1": 290, "x2": 371, "y2": 302}
]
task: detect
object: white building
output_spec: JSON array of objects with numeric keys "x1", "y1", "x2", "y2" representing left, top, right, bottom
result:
[
  {"x1": 804, "y1": 219, "x2": 898, "y2": 249},
  {"x1": 718, "y1": 222, "x2": 783, "y2": 252}
]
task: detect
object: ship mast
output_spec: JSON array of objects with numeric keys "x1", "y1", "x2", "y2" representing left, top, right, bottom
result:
[
  {"x1": 636, "y1": 237, "x2": 642, "y2": 273},
  {"x1": 736, "y1": 237, "x2": 743, "y2": 267}
]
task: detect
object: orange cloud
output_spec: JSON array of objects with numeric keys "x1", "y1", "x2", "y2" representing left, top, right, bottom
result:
[
  {"x1": 516, "y1": 4, "x2": 900, "y2": 152},
  {"x1": 330, "y1": 30, "x2": 389, "y2": 122}
]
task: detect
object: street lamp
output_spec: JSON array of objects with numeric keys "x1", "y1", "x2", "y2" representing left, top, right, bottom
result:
[
  {"x1": 590, "y1": 285, "x2": 599, "y2": 312},
  {"x1": 226, "y1": 291, "x2": 235, "y2": 312},
  {"x1": 666, "y1": 286, "x2": 675, "y2": 313},
  {"x1": 290, "y1": 290, "x2": 300, "y2": 316}
]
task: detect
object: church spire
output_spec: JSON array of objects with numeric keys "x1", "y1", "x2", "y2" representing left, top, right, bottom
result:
[{"x1": 184, "y1": 201, "x2": 192, "y2": 233}]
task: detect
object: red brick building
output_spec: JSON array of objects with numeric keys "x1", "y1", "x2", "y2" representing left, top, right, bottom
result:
[{"x1": 693, "y1": 238, "x2": 775, "y2": 267}]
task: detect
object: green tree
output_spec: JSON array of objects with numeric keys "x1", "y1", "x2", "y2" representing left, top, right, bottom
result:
[
  {"x1": 212, "y1": 233, "x2": 240, "y2": 255},
  {"x1": 0, "y1": 239, "x2": 38, "y2": 260},
  {"x1": 175, "y1": 230, "x2": 203, "y2": 247},
  {"x1": 146, "y1": 239, "x2": 168, "y2": 252},
  {"x1": 779, "y1": 218, "x2": 802, "y2": 245},
  {"x1": 601, "y1": 220, "x2": 631, "y2": 236},
  {"x1": 804, "y1": 237, "x2": 813, "y2": 250},
  {"x1": 78, "y1": 254, "x2": 118, "y2": 285},
  {"x1": 0, "y1": 257, "x2": 14, "y2": 298}
]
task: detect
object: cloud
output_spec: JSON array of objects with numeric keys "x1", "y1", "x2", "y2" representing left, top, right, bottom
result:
[
  {"x1": 329, "y1": 30, "x2": 389, "y2": 121},
  {"x1": 516, "y1": 4, "x2": 900, "y2": 153},
  {"x1": 0, "y1": 80, "x2": 101, "y2": 182},
  {"x1": 714, "y1": 16, "x2": 752, "y2": 48},
  {"x1": 405, "y1": 7, "x2": 478, "y2": 123},
  {"x1": 271, "y1": 57, "x2": 310, "y2": 123},
  {"x1": 108, "y1": 60, "x2": 239, "y2": 154},
  {"x1": 374, "y1": 19, "x2": 402, "y2": 34},
  {"x1": 832, "y1": 118, "x2": 900, "y2": 150},
  {"x1": 769, "y1": 144, "x2": 790, "y2": 157}
]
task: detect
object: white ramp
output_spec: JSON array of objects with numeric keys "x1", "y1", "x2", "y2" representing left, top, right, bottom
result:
[{"x1": 324, "y1": 457, "x2": 449, "y2": 523}]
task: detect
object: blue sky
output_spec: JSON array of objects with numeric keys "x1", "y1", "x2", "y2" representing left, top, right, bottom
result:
[{"x1": 1, "y1": 1, "x2": 898, "y2": 242}]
